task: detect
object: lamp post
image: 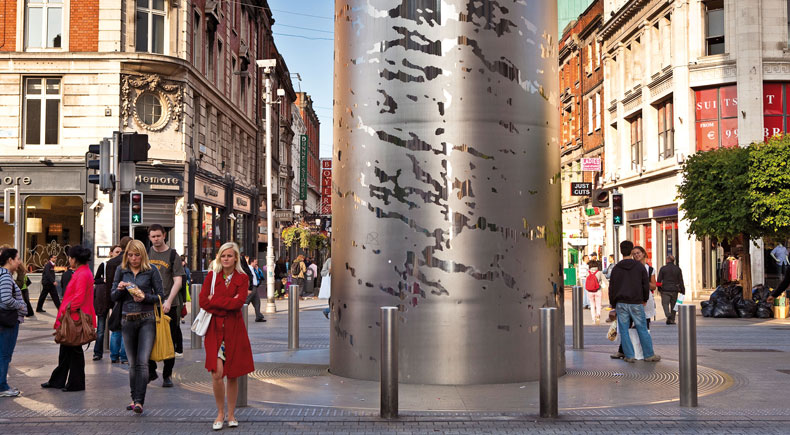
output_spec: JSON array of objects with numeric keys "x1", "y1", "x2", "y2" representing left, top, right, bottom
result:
[{"x1": 257, "y1": 59, "x2": 278, "y2": 314}]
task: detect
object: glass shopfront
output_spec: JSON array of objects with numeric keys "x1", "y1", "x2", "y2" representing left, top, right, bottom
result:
[
  {"x1": 24, "y1": 196, "x2": 84, "y2": 272},
  {"x1": 195, "y1": 177, "x2": 226, "y2": 271}
]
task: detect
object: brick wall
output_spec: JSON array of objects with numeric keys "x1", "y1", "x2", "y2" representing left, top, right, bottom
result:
[
  {"x1": 70, "y1": 0, "x2": 99, "y2": 52},
  {"x1": 0, "y1": 0, "x2": 16, "y2": 52}
]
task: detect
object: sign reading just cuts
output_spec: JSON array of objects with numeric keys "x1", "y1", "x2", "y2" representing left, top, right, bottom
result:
[{"x1": 571, "y1": 182, "x2": 592, "y2": 196}]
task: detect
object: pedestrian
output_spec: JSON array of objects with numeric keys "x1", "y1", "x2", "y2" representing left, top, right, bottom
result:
[
  {"x1": 291, "y1": 255, "x2": 307, "y2": 297},
  {"x1": 588, "y1": 252, "x2": 602, "y2": 270},
  {"x1": 146, "y1": 224, "x2": 185, "y2": 388},
  {"x1": 274, "y1": 258, "x2": 287, "y2": 298},
  {"x1": 608, "y1": 240, "x2": 660, "y2": 363},
  {"x1": 36, "y1": 254, "x2": 61, "y2": 313},
  {"x1": 603, "y1": 254, "x2": 615, "y2": 280},
  {"x1": 42, "y1": 245, "x2": 95, "y2": 392},
  {"x1": 60, "y1": 264, "x2": 75, "y2": 298},
  {"x1": 14, "y1": 263, "x2": 34, "y2": 318},
  {"x1": 578, "y1": 255, "x2": 590, "y2": 309},
  {"x1": 766, "y1": 256, "x2": 790, "y2": 305},
  {"x1": 307, "y1": 258, "x2": 319, "y2": 297},
  {"x1": 585, "y1": 263, "x2": 604, "y2": 324},
  {"x1": 319, "y1": 257, "x2": 332, "y2": 319},
  {"x1": 92, "y1": 245, "x2": 118, "y2": 361},
  {"x1": 244, "y1": 258, "x2": 266, "y2": 322},
  {"x1": 106, "y1": 239, "x2": 130, "y2": 364},
  {"x1": 110, "y1": 239, "x2": 164, "y2": 414},
  {"x1": 199, "y1": 242, "x2": 254, "y2": 430},
  {"x1": 0, "y1": 248, "x2": 28, "y2": 397},
  {"x1": 770, "y1": 243, "x2": 789, "y2": 278},
  {"x1": 657, "y1": 255, "x2": 685, "y2": 325}
]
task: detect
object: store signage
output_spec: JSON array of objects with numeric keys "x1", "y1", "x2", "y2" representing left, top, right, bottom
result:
[
  {"x1": 233, "y1": 193, "x2": 252, "y2": 214},
  {"x1": 0, "y1": 176, "x2": 32, "y2": 186},
  {"x1": 274, "y1": 209, "x2": 293, "y2": 222},
  {"x1": 0, "y1": 168, "x2": 83, "y2": 193},
  {"x1": 134, "y1": 169, "x2": 183, "y2": 194},
  {"x1": 299, "y1": 135, "x2": 308, "y2": 201},
  {"x1": 320, "y1": 158, "x2": 332, "y2": 215},
  {"x1": 194, "y1": 179, "x2": 225, "y2": 206},
  {"x1": 694, "y1": 86, "x2": 738, "y2": 151},
  {"x1": 581, "y1": 158, "x2": 601, "y2": 172},
  {"x1": 570, "y1": 182, "x2": 592, "y2": 196}
]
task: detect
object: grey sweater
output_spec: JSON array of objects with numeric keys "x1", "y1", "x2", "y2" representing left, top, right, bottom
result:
[{"x1": 0, "y1": 268, "x2": 27, "y2": 324}]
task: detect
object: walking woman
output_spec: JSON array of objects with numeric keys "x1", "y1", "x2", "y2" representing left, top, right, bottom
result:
[
  {"x1": 110, "y1": 240, "x2": 164, "y2": 414},
  {"x1": 42, "y1": 245, "x2": 95, "y2": 392},
  {"x1": 200, "y1": 242, "x2": 254, "y2": 430},
  {"x1": 0, "y1": 248, "x2": 28, "y2": 397}
]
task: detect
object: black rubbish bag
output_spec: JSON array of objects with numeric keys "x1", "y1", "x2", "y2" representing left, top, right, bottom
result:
[
  {"x1": 735, "y1": 299, "x2": 757, "y2": 318},
  {"x1": 712, "y1": 301, "x2": 738, "y2": 318},
  {"x1": 701, "y1": 301, "x2": 714, "y2": 317},
  {"x1": 709, "y1": 287, "x2": 728, "y2": 305},
  {"x1": 752, "y1": 284, "x2": 771, "y2": 303},
  {"x1": 756, "y1": 302, "x2": 774, "y2": 319}
]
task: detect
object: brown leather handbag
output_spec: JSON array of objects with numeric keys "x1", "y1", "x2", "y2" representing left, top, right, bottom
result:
[{"x1": 54, "y1": 304, "x2": 97, "y2": 346}]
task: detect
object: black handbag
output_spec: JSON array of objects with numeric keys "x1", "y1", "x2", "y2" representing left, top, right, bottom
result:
[
  {"x1": 108, "y1": 300, "x2": 122, "y2": 332},
  {"x1": 0, "y1": 308, "x2": 18, "y2": 328}
]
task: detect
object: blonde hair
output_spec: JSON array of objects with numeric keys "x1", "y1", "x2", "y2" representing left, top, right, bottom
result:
[
  {"x1": 122, "y1": 240, "x2": 152, "y2": 271},
  {"x1": 212, "y1": 242, "x2": 246, "y2": 276}
]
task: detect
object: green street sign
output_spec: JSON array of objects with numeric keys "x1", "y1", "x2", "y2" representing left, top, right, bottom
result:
[{"x1": 300, "y1": 135, "x2": 308, "y2": 200}]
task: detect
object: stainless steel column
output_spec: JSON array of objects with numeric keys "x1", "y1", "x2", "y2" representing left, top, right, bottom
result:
[
  {"x1": 237, "y1": 303, "x2": 249, "y2": 407},
  {"x1": 539, "y1": 307, "x2": 558, "y2": 418},
  {"x1": 190, "y1": 284, "x2": 202, "y2": 349},
  {"x1": 288, "y1": 284, "x2": 299, "y2": 350},
  {"x1": 380, "y1": 306, "x2": 398, "y2": 419},
  {"x1": 572, "y1": 286, "x2": 584, "y2": 349},
  {"x1": 332, "y1": 0, "x2": 562, "y2": 385},
  {"x1": 678, "y1": 304, "x2": 697, "y2": 407}
]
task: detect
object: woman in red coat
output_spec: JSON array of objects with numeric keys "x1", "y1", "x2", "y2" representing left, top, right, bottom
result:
[
  {"x1": 42, "y1": 245, "x2": 96, "y2": 392},
  {"x1": 199, "y1": 242, "x2": 254, "y2": 430}
]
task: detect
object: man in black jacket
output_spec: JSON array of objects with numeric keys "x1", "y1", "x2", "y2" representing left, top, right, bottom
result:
[
  {"x1": 657, "y1": 255, "x2": 685, "y2": 325},
  {"x1": 36, "y1": 254, "x2": 60, "y2": 312},
  {"x1": 609, "y1": 240, "x2": 660, "y2": 363}
]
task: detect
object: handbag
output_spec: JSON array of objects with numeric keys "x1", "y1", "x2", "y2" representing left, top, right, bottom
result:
[
  {"x1": 190, "y1": 271, "x2": 215, "y2": 337},
  {"x1": 0, "y1": 308, "x2": 18, "y2": 328},
  {"x1": 54, "y1": 303, "x2": 97, "y2": 346},
  {"x1": 150, "y1": 296, "x2": 175, "y2": 361},
  {"x1": 108, "y1": 300, "x2": 122, "y2": 331}
]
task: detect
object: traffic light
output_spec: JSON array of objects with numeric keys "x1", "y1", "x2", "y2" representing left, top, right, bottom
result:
[
  {"x1": 87, "y1": 138, "x2": 113, "y2": 192},
  {"x1": 592, "y1": 189, "x2": 609, "y2": 207},
  {"x1": 130, "y1": 190, "x2": 143, "y2": 225},
  {"x1": 611, "y1": 193, "x2": 623, "y2": 226},
  {"x1": 121, "y1": 133, "x2": 150, "y2": 162}
]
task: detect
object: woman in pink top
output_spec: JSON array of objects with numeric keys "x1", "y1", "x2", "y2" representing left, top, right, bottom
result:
[{"x1": 41, "y1": 245, "x2": 96, "y2": 392}]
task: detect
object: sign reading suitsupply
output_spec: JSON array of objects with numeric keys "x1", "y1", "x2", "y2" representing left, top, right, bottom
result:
[{"x1": 321, "y1": 159, "x2": 332, "y2": 215}]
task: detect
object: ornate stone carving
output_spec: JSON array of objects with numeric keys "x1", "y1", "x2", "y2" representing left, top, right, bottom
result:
[{"x1": 121, "y1": 74, "x2": 184, "y2": 132}]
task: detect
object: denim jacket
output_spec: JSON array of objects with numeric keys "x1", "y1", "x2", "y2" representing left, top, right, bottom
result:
[{"x1": 110, "y1": 266, "x2": 164, "y2": 314}]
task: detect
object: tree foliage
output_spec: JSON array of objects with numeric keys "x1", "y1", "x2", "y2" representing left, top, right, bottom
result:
[{"x1": 749, "y1": 135, "x2": 790, "y2": 238}]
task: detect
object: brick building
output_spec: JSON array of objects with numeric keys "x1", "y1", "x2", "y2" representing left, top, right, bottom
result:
[{"x1": 294, "y1": 92, "x2": 320, "y2": 214}]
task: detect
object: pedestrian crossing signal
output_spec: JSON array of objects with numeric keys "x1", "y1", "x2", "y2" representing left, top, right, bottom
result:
[
  {"x1": 130, "y1": 191, "x2": 143, "y2": 226},
  {"x1": 611, "y1": 193, "x2": 623, "y2": 227}
]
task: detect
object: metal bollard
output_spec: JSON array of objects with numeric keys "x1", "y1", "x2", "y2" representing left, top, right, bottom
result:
[
  {"x1": 288, "y1": 284, "x2": 299, "y2": 349},
  {"x1": 572, "y1": 285, "x2": 584, "y2": 349},
  {"x1": 191, "y1": 284, "x2": 202, "y2": 349},
  {"x1": 380, "y1": 306, "x2": 398, "y2": 419},
  {"x1": 237, "y1": 303, "x2": 249, "y2": 407},
  {"x1": 539, "y1": 307, "x2": 558, "y2": 418},
  {"x1": 678, "y1": 304, "x2": 698, "y2": 407}
]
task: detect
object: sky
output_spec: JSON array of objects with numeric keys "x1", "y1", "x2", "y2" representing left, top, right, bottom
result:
[{"x1": 268, "y1": 0, "x2": 335, "y2": 159}]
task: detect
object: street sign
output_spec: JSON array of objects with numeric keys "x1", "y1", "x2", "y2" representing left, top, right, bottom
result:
[
  {"x1": 299, "y1": 135, "x2": 308, "y2": 201},
  {"x1": 320, "y1": 158, "x2": 332, "y2": 215},
  {"x1": 571, "y1": 182, "x2": 592, "y2": 196},
  {"x1": 274, "y1": 209, "x2": 294, "y2": 222},
  {"x1": 581, "y1": 158, "x2": 601, "y2": 172}
]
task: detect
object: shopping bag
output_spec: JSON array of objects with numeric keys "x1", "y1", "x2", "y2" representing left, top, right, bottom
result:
[
  {"x1": 674, "y1": 293, "x2": 685, "y2": 311},
  {"x1": 606, "y1": 321, "x2": 617, "y2": 341},
  {"x1": 151, "y1": 296, "x2": 174, "y2": 361},
  {"x1": 318, "y1": 275, "x2": 331, "y2": 299},
  {"x1": 628, "y1": 329, "x2": 646, "y2": 360},
  {"x1": 190, "y1": 272, "x2": 215, "y2": 337}
]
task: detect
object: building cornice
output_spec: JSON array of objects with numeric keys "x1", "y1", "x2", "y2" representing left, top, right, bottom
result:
[{"x1": 600, "y1": 0, "x2": 651, "y2": 41}]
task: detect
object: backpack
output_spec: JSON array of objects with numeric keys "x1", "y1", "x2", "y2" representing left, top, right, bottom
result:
[
  {"x1": 291, "y1": 261, "x2": 303, "y2": 278},
  {"x1": 585, "y1": 272, "x2": 600, "y2": 292}
]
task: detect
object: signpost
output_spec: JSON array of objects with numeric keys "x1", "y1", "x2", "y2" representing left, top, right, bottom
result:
[
  {"x1": 299, "y1": 135, "x2": 308, "y2": 201},
  {"x1": 570, "y1": 182, "x2": 592, "y2": 196}
]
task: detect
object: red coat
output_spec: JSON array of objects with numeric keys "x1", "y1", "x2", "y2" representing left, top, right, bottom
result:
[
  {"x1": 55, "y1": 265, "x2": 96, "y2": 330},
  {"x1": 199, "y1": 270, "x2": 254, "y2": 378}
]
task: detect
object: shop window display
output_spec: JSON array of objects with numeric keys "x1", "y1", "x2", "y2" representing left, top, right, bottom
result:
[{"x1": 23, "y1": 196, "x2": 83, "y2": 272}]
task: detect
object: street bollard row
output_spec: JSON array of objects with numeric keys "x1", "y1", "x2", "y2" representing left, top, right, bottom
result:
[
  {"x1": 289, "y1": 284, "x2": 300, "y2": 350},
  {"x1": 539, "y1": 307, "x2": 558, "y2": 418},
  {"x1": 191, "y1": 284, "x2": 202, "y2": 350},
  {"x1": 380, "y1": 306, "x2": 398, "y2": 419},
  {"x1": 572, "y1": 285, "x2": 584, "y2": 349},
  {"x1": 678, "y1": 304, "x2": 698, "y2": 407}
]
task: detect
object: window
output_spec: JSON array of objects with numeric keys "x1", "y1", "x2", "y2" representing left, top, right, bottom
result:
[
  {"x1": 595, "y1": 40, "x2": 601, "y2": 69},
  {"x1": 136, "y1": 0, "x2": 166, "y2": 54},
  {"x1": 695, "y1": 85, "x2": 737, "y2": 151},
  {"x1": 24, "y1": 196, "x2": 84, "y2": 272},
  {"x1": 25, "y1": 0, "x2": 63, "y2": 49},
  {"x1": 595, "y1": 92, "x2": 601, "y2": 130},
  {"x1": 629, "y1": 114, "x2": 643, "y2": 171},
  {"x1": 217, "y1": 39, "x2": 224, "y2": 90},
  {"x1": 588, "y1": 98, "x2": 593, "y2": 133},
  {"x1": 241, "y1": 76, "x2": 248, "y2": 115},
  {"x1": 135, "y1": 92, "x2": 164, "y2": 127},
  {"x1": 587, "y1": 44, "x2": 593, "y2": 74},
  {"x1": 231, "y1": 56, "x2": 238, "y2": 104},
  {"x1": 705, "y1": 0, "x2": 725, "y2": 55},
  {"x1": 24, "y1": 78, "x2": 60, "y2": 146},
  {"x1": 193, "y1": 11, "x2": 202, "y2": 70},
  {"x1": 762, "y1": 83, "x2": 790, "y2": 141},
  {"x1": 657, "y1": 99, "x2": 674, "y2": 159},
  {"x1": 207, "y1": 31, "x2": 215, "y2": 82}
]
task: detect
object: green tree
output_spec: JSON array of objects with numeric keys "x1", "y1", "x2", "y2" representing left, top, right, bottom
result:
[
  {"x1": 678, "y1": 146, "x2": 756, "y2": 297},
  {"x1": 749, "y1": 135, "x2": 790, "y2": 238}
]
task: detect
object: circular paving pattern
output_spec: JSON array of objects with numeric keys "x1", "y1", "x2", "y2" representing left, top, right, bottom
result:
[
  {"x1": 172, "y1": 362, "x2": 329, "y2": 395},
  {"x1": 566, "y1": 365, "x2": 732, "y2": 397}
]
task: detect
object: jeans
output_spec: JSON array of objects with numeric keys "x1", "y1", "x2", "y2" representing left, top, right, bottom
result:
[
  {"x1": 47, "y1": 344, "x2": 85, "y2": 390},
  {"x1": 110, "y1": 331, "x2": 127, "y2": 362},
  {"x1": 583, "y1": 288, "x2": 590, "y2": 307},
  {"x1": 660, "y1": 291, "x2": 679, "y2": 322},
  {"x1": 616, "y1": 303, "x2": 655, "y2": 359},
  {"x1": 94, "y1": 315, "x2": 107, "y2": 357},
  {"x1": 36, "y1": 284, "x2": 61, "y2": 311},
  {"x1": 0, "y1": 324, "x2": 20, "y2": 391},
  {"x1": 148, "y1": 304, "x2": 180, "y2": 379},
  {"x1": 122, "y1": 315, "x2": 156, "y2": 405},
  {"x1": 245, "y1": 286, "x2": 264, "y2": 320},
  {"x1": 21, "y1": 289, "x2": 34, "y2": 317}
]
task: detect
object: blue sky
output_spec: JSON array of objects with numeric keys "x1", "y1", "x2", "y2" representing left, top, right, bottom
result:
[{"x1": 269, "y1": 0, "x2": 335, "y2": 158}]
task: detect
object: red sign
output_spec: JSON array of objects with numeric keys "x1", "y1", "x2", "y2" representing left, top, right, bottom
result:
[
  {"x1": 719, "y1": 86, "x2": 737, "y2": 118},
  {"x1": 721, "y1": 117, "x2": 738, "y2": 148},
  {"x1": 320, "y1": 159, "x2": 332, "y2": 215},
  {"x1": 764, "y1": 116, "x2": 783, "y2": 141},
  {"x1": 764, "y1": 83, "x2": 783, "y2": 115},
  {"x1": 695, "y1": 88, "x2": 719, "y2": 120},
  {"x1": 695, "y1": 120, "x2": 719, "y2": 151}
]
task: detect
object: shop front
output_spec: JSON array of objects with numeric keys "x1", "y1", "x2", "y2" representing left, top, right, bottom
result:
[
  {"x1": 231, "y1": 190, "x2": 254, "y2": 257},
  {"x1": 121, "y1": 166, "x2": 184, "y2": 244},
  {"x1": 0, "y1": 163, "x2": 92, "y2": 275},
  {"x1": 194, "y1": 176, "x2": 226, "y2": 271}
]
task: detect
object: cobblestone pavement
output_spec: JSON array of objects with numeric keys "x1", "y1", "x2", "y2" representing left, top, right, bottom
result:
[{"x1": 1, "y1": 296, "x2": 789, "y2": 434}]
